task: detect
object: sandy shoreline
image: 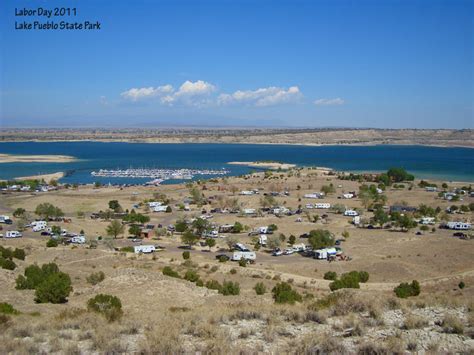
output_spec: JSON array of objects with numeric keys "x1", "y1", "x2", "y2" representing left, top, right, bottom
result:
[
  {"x1": 0, "y1": 153, "x2": 77, "y2": 163},
  {"x1": 228, "y1": 161, "x2": 297, "y2": 170},
  {"x1": 14, "y1": 171, "x2": 64, "y2": 183}
]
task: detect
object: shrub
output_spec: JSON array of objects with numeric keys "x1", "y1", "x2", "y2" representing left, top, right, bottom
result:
[
  {"x1": 196, "y1": 279, "x2": 204, "y2": 287},
  {"x1": 458, "y1": 281, "x2": 465, "y2": 289},
  {"x1": 0, "y1": 257, "x2": 16, "y2": 270},
  {"x1": 35, "y1": 272, "x2": 72, "y2": 304},
  {"x1": 220, "y1": 281, "x2": 240, "y2": 296},
  {"x1": 46, "y1": 239, "x2": 58, "y2": 248},
  {"x1": 0, "y1": 246, "x2": 12, "y2": 259},
  {"x1": 205, "y1": 279, "x2": 222, "y2": 291},
  {"x1": 358, "y1": 271, "x2": 369, "y2": 283},
  {"x1": 182, "y1": 251, "x2": 190, "y2": 260},
  {"x1": 230, "y1": 268, "x2": 237, "y2": 275},
  {"x1": 120, "y1": 246, "x2": 134, "y2": 253},
  {"x1": 238, "y1": 259, "x2": 247, "y2": 267},
  {"x1": 394, "y1": 280, "x2": 420, "y2": 298},
  {"x1": 254, "y1": 282, "x2": 266, "y2": 295},
  {"x1": 0, "y1": 303, "x2": 19, "y2": 315},
  {"x1": 329, "y1": 271, "x2": 361, "y2": 291},
  {"x1": 162, "y1": 266, "x2": 180, "y2": 278},
  {"x1": 442, "y1": 314, "x2": 464, "y2": 334},
  {"x1": 12, "y1": 248, "x2": 26, "y2": 260},
  {"x1": 272, "y1": 282, "x2": 302, "y2": 304},
  {"x1": 218, "y1": 255, "x2": 228, "y2": 263},
  {"x1": 86, "y1": 271, "x2": 106, "y2": 285},
  {"x1": 184, "y1": 270, "x2": 200, "y2": 283},
  {"x1": 324, "y1": 271, "x2": 337, "y2": 281},
  {"x1": 87, "y1": 294, "x2": 123, "y2": 322}
]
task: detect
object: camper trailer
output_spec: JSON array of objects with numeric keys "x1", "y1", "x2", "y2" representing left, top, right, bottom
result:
[
  {"x1": 313, "y1": 247, "x2": 337, "y2": 260},
  {"x1": 353, "y1": 216, "x2": 361, "y2": 225},
  {"x1": 232, "y1": 251, "x2": 256, "y2": 262},
  {"x1": 5, "y1": 231, "x2": 22, "y2": 238},
  {"x1": 258, "y1": 235, "x2": 267, "y2": 246},
  {"x1": 148, "y1": 201, "x2": 163, "y2": 208},
  {"x1": 153, "y1": 205, "x2": 168, "y2": 212},
  {"x1": 344, "y1": 210, "x2": 359, "y2": 217},
  {"x1": 292, "y1": 243, "x2": 306, "y2": 252},
  {"x1": 71, "y1": 236, "x2": 86, "y2": 244},
  {"x1": 0, "y1": 215, "x2": 12, "y2": 224},
  {"x1": 134, "y1": 245, "x2": 156, "y2": 254},
  {"x1": 315, "y1": 203, "x2": 331, "y2": 209},
  {"x1": 420, "y1": 217, "x2": 436, "y2": 225}
]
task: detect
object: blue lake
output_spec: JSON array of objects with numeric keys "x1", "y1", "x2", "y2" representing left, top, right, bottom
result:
[{"x1": 0, "y1": 142, "x2": 472, "y2": 183}]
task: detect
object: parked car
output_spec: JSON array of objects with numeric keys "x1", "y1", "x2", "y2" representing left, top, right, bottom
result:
[
  {"x1": 272, "y1": 248, "x2": 283, "y2": 256},
  {"x1": 283, "y1": 248, "x2": 294, "y2": 255}
]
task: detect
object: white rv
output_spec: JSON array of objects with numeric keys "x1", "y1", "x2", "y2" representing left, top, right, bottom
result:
[
  {"x1": 232, "y1": 251, "x2": 256, "y2": 261},
  {"x1": 258, "y1": 226, "x2": 270, "y2": 234},
  {"x1": 134, "y1": 245, "x2": 156, "y2": 254},
  {"x1": 153, "y1": 205, "x2": 168, "y2": 212},
  {"x1": 315, "y1": 203, "x2": 331, "y2": 209},
  {"x1": 243, "y1": 208, "x2": 256, "y2": 215},
  {"x1": 446, "y1": 222, "x2": 471, "y2": 230},
  {"x1": 258, "y1": 235, "x2": 267, "y2": 246},
  {"x1": 342, "y1": 193, "x2": 354, "y2": 199},
  {"x1": 292, "y1": 243, "x2": 306, "y2": 252},
  {"x1": 148, "y1": 201, "x2": 163, "y2": 208},
  {"x1": 353, "y1": 216, "x2": 361, "y2": 225},
  {"x1": 71, "y1": 236, "x2": 86, "y2": 244},
  {"x1": 313, "y1": 248, "x2": 337, "y2": 260},
  {"x1": 5, "y1": 231, "x2": 22, "y2": 238},
  {"x1": 420, "y1": 217, "x2": 435, "y2": 225},
  {"x1": 344, "y1": 210, "x2": 359, "y2": 217}
]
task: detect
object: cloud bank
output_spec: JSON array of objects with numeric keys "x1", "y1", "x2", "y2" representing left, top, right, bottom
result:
[{"x1": 314, "y1": 98, "x2": 345, "y2": 106}]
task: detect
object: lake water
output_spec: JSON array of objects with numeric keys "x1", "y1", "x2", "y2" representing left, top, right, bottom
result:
[{"x1": 0, "y1": 142, "x2": 472, "y2": 183}]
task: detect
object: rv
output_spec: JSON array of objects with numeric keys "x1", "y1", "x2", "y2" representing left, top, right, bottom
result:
[
  {"x1": 315, "y1": 203, "x2": 331, "y2": 209},
  {"x1": 353, "y1": 216, "x2": 361, "y2": 225},
  {"x1": 313, "y1": 247, "x2": 337, "y2": 260},
  {"x1": 420, "y1": 217, "x2": 436, "y2": 225},
  {"x1": 71, "y1": 236, "x2": 86, "y2": 244},
  {"x1": 153, "y1": 205, "x2": 168, "y2": 212},
  {"x1": 305, "y1": 204, "x2": 314, "y2": 209},
  {"x1": 446, "y1": 222, "x2": 471, "y2": 230},
  {"x1": 5, "y1": 231, "x2": 22, "y2": 238},
  {"x1": 258, "y1": 226, "x2": 271, "y2": 234},
  {"x1": 258, "y1": 235, "x2": 267, "y2": 246},
  {"x1": 134, "y1": 245, "x2": 156, "y2": 254},
  {"x1": 342, "y1": 193, "x2": 354, "y2": 199},
  {"x1": 304, "y1": 193, "x2": 324, "y2": 199},
  {"x1": 148, "y1": 201, "x2": 162, "y2": 208},
  {"x1": 218, "y1": 224, "x2": 234, "y2": 233},
  {"x1": 425, "y1": 187, "x2": 437, "y2": 192},
  {"x1": 232, "y1": 251, "x2": 256, "y2": 262},
  {"x1": 243, "y1": 208, "x2": 256, "y2": 215},
  {"x1": 344, "y1": 210, "x2": 359, "y2": 217},
  {"x1": 292, "y1": 243, "x2": 306, "y2": 252}
]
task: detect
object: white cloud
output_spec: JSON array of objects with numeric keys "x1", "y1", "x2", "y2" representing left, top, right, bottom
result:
[
  {"x1": 218, "y1": 86, "x2": 302, "y2": 107},
  {"x1": 314, "y1": 98, "x2": 345, "y2": 106},
  {"x1": 121, "y1": 80, "x2": 215, "y2": 107},
  {"x1": 120, "y1": 85, "x2": 174, "y2": 101},
  {"x1": 120, "y1": 81, "x2": 302, "y2": 108}
]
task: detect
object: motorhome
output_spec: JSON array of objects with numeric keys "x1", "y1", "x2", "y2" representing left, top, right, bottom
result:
[
  {"x1": 304, "y1": 193, "x2": 324, "y2": 199},
  {"x1": 5, "y1": 231, "x2": 22, "y2": 238},
  {"x1": 218, "y1": 224, "x2": 234, "y2": 233},
  {"x1": 231, "y1": 251, "x2": 256, "y2": 262},
  {"x1": 446, "y1": 222, "x2": 471, "y2": 230},
  {"x1": 344, "y1": 210, "x2": 359, "y2": 217},
  {"x1": 148, "y1": 201, "x2": 163, "y2": 208},
  {"x1": 134, "y1": 245, "x2": 156, "y2": 254}
]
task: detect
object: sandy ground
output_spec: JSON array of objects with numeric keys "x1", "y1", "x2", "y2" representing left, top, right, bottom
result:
[
  {"x1": 228, "y1": 161, "x2": 297, "y2": 170},
  {"x1": 0, "y1": 154, "x2": 76, "y2": 163},
  {"x1": 14, "y1": 172, "x2": 65, "y2": 183}
]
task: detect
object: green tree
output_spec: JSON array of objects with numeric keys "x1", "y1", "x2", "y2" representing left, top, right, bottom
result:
[
  {"x1": 373, "y1": 207, "x2": 389, "y2": 227},
  {"x1": 308, "y1": 229, "x2": 334, "y2": 250},
  {"x1": 108, "y1": 200, "x2": 122, "y2": 212},
  {"x1": 35, "y1": 272, "x2": 72, "y2": 304},
  {"x1": 288, "y1": 235, "x2": 296, "y2": 245},
  {"x1": 394, "y1": 280, "x2": 420, "y2": 298},
  {"x1": 321, "y1": 184, "x2": 335, "y2": 195},
  {"x1": 46, "y1": 239, "x2": 58, "y2": 248},
  {"x1": 13, "y1": 208, "x2": 26, "y2": 218},
  {"x1": 205, "y1": 238, "x2": 216, "y2": 251},
  {"x1": 51, "y1": 225, "x2": 61, "y2": 235},
  {"x1": 192, "y1": 218, "x2": 211, "y2": 236},
  {"x1": 181, "y1": 231, "x2": 199, "y2": 248},
  {"x1": 232, "y1": 222, "x2": 244, "y2": 233},
  {"x1": 387, "y1": 167, "x2": 414, "y2": 183},
  {"x1": 35, "y1": 203, "x2": 64, "y2": 220},
  {"x1": 128, "y1": 224, "x2": 141, "y2": 237},
  {"x1": 220, "y1": 281, "x2": 240, "y2": 296},
  {"x1": 260, "y1": 195, "x2": 276, "y2": 208},
  {"x1": 175, "y1": 219, "x2": 188, "y2": 233},
  {"x1": 106, "y1": 219, "x2": 125, "y2": 239}
]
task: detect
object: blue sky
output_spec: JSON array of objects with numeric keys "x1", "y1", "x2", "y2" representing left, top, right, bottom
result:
[{"x1": 1, "y1": 0, "x2": 472, "y2": 128}]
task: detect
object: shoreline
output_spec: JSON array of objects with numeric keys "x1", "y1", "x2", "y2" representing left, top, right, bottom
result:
[
  {"x1": 0, "y1": 153, "x2": 77, "y2": 163},
  {"x1": 0, "y1": 139, "x2": 473, "y2": 149},
  {"x1": 14, "y1": 171, "x2": 64, "y2": 183}
]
